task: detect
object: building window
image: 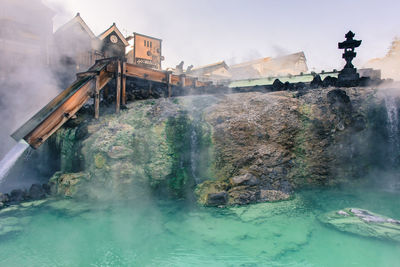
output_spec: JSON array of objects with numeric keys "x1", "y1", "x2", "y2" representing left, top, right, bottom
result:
[
  {"x1": 144, "y1": 40, "x2": 146, "y2": 46},
  {"x1": 147, "y1": 41, "x2": 149, "y2": 47},
  {"x1": 150, "y1": 42, "x2": 152, "y2": 48}
]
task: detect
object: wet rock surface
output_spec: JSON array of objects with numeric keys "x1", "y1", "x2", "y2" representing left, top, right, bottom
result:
[
  {"x1": 206, "y1": 192, "x2": 228, "y2": 206},
  {"x1": 320, "y1": 208, "x2": 400, "y2": 242},
  {"x1": 197, "y1": 87, "x2": 382, "y2": 205},
  {"x1": 28, "y1": 184, "x2": 45, "y2": 200},
  {"x1": 0, "y1": 184, "x2": 51, "y2": 209},
  {"x1": 30, "y1": 87, "x2": 388, "y2": 206}
]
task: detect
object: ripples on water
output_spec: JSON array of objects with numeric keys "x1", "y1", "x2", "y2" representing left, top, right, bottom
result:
[{"x1": 0, "y1": 188, "x2": 399, "y2": 266}]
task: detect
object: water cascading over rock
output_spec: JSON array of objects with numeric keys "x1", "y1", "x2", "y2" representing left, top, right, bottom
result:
[{"x1": 383, "y1": 92, "x2": 400, "y2": 165}]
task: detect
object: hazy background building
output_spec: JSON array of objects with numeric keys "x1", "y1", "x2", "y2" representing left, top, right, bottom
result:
[
  {"x1": 0, "y1": 0, "x2": 59, "y2": 158},
  {"x1": 365, "y1": 38, "x2": 400, "y2": 80},
  {"x1": 230, "y1": 52, "x2": 308, "y2": 80}
]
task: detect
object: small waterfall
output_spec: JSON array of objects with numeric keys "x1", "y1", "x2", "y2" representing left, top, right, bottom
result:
[
  {"x1": 384, "y1": 94, "x2": 400, "y2": 164},
  {"x1": 0, "y1": 140, "x2": 30, "y2": 184},
  {"x1": 190, "y1": 125, "x2": 200, "y2": 185}
]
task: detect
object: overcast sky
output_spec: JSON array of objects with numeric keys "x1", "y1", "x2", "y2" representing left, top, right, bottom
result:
[{"x1": 43, "y1": 0, "x2": 400, "y2": 71}]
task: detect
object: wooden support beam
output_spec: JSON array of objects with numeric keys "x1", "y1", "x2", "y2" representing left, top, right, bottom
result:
[
  {"x1": 115, "y1": 60, "x2": 121, "y2": 113},
  {"x1": 24, "y1": 80, "x2": 94, "y2": 148},
  {"x1": 121, "y1": 62, "x2": 127, "y2": 105},
  {"x1": 94, "y1": 75, "x2": 100, "y2": 119},
  {"x1": 76, "y1": 71, "x2": 99, "y2": 78},
  {"x1": 95, "y1": 57, "x2": 118, "y2": 64},
  {"x1": 125, "y1": 64, "x2": 166, "y2": 83},
  {"x1": 167, "y1": 71, "x2": 172, "y2": 97},
  {"x1": 104, "y1": 85, "x2": 109, "y2": 99}
]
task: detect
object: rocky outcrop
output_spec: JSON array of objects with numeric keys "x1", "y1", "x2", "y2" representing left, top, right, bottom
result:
[
  {"x1": 320, "y1": 208, "x2": 400, "y2": 242},
  {"x1": 0, "y1": 183, "x2": 50, "y2": 209},
  {"x1": 197, "y1": 87, "x2": 388, "y2": 206},
  {"x1": 46, "y1": 96, "x2": 217, "y2": 200},
  {"x1": 44, "y1": 87, "x2": 390, "y2": 206}
]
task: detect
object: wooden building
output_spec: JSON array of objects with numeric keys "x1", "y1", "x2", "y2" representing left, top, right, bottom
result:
[
  {"x1": 98, "y1": 23, "x2": 129, "y2": 59},
  {"x1": 365, "y1": 37, "x2": 400, "y2": 80},
  {"x1": 53, "y1": 13, "x2": 102, "y2": 72},
  {"x1": 126, "y1": 33, "x2": 163, "y2": 70},
  {"x1": 52, "y1": 13, "x2": 104, "y2": 87},
  {"x1": 186, "y1": 61, "x2": 231, "y2": 82}
]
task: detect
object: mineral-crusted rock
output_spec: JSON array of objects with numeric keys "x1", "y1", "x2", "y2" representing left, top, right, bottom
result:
[
  {"x1": 229, "y1": 173, "x2": 259, "y2": 186},
  {"x1": 320, "y1": 208, "x2": 400, "y2": 242},
  {"x1": 49, "y1": 172, "x2": 89, "y2": 197},
  {"x1": 337, "y1": 210, "x2": 349, "y2": 216},
  {"x1": 107, "y1": 146, "x2": 134, "y2": 159},
  {"x1": 9, "y1": 189, "x2": 25, "y2": 203},
  {"x1": 28, "y1": 184, "x2": 45, "y2": 200},
  {"x1": 310, "y1": 75, "x2": 323, "y2": 88},
  {"x1": 228, "y1": 186, "x2": 258, "y2": 205},
  {"x1": 48, "y1": 87, "x2": 386, "y2": 206},
  {"x1": 0, "y1": 193, "x2": 9, "y2": 203},
  {"x1": 259, "y1": 190, "x2": 290, "y2": 202},
  {"x1": 206, "y1": 192, "x2": 228, "y2": 206}
]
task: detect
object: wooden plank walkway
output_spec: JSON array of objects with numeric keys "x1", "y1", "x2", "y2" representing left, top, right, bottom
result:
[{"x1": 11, "y1": 58, "x2": 218, "y2": 149}]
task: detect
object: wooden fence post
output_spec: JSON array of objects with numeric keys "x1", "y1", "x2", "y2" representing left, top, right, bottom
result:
[
  {"x1": 116, "y1": 60, "x2": 121, "y2": 113},
  {"x1": 167, "y1": 71, "x2": 172, "y2": 97},
  {"x1": 94, "y1": 75, "x2": 100, "y2": 119},
  {"x1": 179, "y1": 74, "x2": 186, "y2": 87},
  {"x1": 149, "y1": 81, "x2": 153, "y2": 96},
  {"x1": 121, "y1": 61, "x2": 126, "y2": 105}
]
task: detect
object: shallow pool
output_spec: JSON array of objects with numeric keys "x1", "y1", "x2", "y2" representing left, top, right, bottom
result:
[{"x1": 0, "y1": 187, "x2": 399, "y2": 266}]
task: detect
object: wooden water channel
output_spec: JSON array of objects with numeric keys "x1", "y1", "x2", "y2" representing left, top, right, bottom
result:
[{"x1": 11, "y1": 58, "x2": 216, "y2": 149}]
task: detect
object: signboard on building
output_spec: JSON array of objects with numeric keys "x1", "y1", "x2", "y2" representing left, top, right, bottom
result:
[{"x1": 133, "y1": 33, "x2": 163, "y2": 70}]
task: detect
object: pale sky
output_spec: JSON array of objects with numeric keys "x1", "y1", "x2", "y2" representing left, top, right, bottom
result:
[{"x1": 43, "y1": 0, "x2": 400, "y2": 72}]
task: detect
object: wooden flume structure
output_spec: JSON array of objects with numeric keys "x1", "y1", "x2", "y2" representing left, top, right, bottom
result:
[{"x1": 12, "y1": 58, "x2": 211, "y2": 149}]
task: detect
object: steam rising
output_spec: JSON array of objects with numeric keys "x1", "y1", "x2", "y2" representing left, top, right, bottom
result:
[{"x1": 0, "y1": 0, "x2": 60, "y2": 158}]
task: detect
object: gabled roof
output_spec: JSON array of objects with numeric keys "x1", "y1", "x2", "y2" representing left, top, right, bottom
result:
[
  {"x1": 230, "y1": 57, "x2": 271, "y2": 69},
  {"x1": 271, "y1": 52, "x2": 306, "y2": 64},
  {"x1": 188, "y1": 61, "x2": 229, "y2": 74},
  {"x1": 98, "y1": 23, "x2": 129, "y2": 46},
  {"x1": 231, "y1": 52, "x2": 306, "y2": 69},
  {"x1": 229, "y1": 52, "x2": 308, "y2": 79},
  {"x1": 54, "y1": 13, "x2": 96, "y2": 39}
]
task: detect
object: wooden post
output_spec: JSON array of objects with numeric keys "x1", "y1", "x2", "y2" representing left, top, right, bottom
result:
[
  {"x1": 193, "y1": 77, "x2": 198, "y2": 88},
  {"x1": 116, "y1": 60, "x2": 121, "y2": 113},
  {"x1": 149, "y1": 81, "x2": 153, "y2": 96},
  {"x1": 121, "y1": 62, "x2": 127, "y2": 105},
  {"x1": 94, "y1": 75, "x2": 100, "y2": 119},
  {"x1": 167, "y1": 71, "x2": 172, "y2": 97},
  {"x1": 103, "y1": 85, "x2": 109, "y2": 100},
  {"x1": 179, "y1": 74, "x2": 186, "y2": 87}
]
